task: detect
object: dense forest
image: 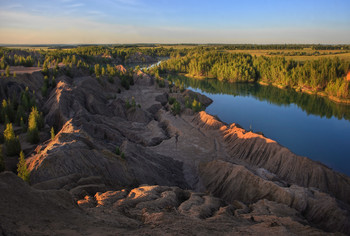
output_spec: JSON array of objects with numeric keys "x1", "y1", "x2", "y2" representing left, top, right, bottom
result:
[
  {"x1": 156, "y1": 50, "x2": 350, "y2": 99},
  {"x1": 1, "y1": 45, "x2": 350, "y2": 100}
]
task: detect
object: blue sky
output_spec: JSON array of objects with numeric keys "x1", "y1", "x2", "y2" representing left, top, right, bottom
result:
[{"x1": 0, "y1": 0, "x2": 349, "y2": 44}]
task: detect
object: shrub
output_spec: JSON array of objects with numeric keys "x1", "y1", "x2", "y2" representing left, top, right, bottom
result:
[
  {"x1": 131, "y1": 97, "x2": 136, "y2": 108},
  {"x1": 115, "y1": 146, "x2": 120, "y2": 155},
  {"x1": 171, "y1": 101, "x2": 181, "y2": 115},
  {"x1": 185, "y1": 97, "x2": 191, "y2": 108},
  {"x1": 125, "y1": 99, "x2": 131, "y2": 109},
  {"x1": 121, "y1": 152, "x2": 125, "y2": 159},
  {"x1": 168, "y1": 97, "x2": 176, "y2": 105},
  {"x1": 192, "y1": 99, "x2": 202, "y2": 112}
]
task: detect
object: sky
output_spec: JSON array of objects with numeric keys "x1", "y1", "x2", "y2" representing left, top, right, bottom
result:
[{"x1": 0, "y1": 0, "x2": 349, "y2": 44}]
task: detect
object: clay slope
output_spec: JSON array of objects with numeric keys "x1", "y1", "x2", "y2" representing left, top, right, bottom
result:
[
  {"x1": 200, "y1": 160, "x2": 350, "y2": 233},
  {"x1": 192, "y1": 111, "x2": 350, "y2": 205},
  {"x1": 0, "y1": 172, "x2": 330, "y2": 236},
  {"x1": 27, "y1": 74, "x2": 188, "y2": 189},
  {"x1": 3, "y1": 70, "x2": 348, "y2": 234}
]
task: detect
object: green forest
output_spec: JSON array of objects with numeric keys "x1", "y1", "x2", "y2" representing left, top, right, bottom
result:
[{"x1": 156, "y1": 50, "x2": 350, "y2": 99}]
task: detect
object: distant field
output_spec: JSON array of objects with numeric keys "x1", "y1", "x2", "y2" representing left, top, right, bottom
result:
[
  {"x1": 224, "y1": 48, "x2": 350, "y2": 61},
  {"x1": 139, "y1": 45, "x2": 199, "y2": 50},
  {"x1": 5, "y1": 46, "x2": 50, "y2": 51}
]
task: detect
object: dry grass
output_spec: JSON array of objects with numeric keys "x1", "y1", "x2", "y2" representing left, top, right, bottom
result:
[
  {"x1": 139, "y1": 45, "x2": 199, "y2": 50},
  {"x1": 5, "y1": 46, "x2": 50, "y2": 50}
]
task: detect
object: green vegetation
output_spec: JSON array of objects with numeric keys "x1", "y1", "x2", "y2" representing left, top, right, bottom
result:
[
  {"x1": 3, "y1": 123, "x2": 21, "y2": 156},
  {"x1": 168, "y1": 75, "x2": 350, "y2": 121},
  {"x1": 121, "y1": 152, "x2": 125, "y2": 159},
  {"x1": 168, "y1": 97, "x2": 176, "y2": 105},
  {"x1": 158, "y1": 51, "x2": 350, "y2": 100},
  {"x1": 27, "y1": 107, "x2": 43, "y2": 144},
  {"x1": 191, "y1": 99, "x2": 202, "y2": 112},
  {"x1": 5, "y1": 65, "x2": 10, "y2": 77},
  {"x1": 115, "y1": 146, "x2": 120, "y2": 155},
  {"x1": 50, "y1": 127, "x2": 55, "y2": 140},
  {"x1": 171, "y1": 100, "x2": 181, "y2": 115},
  {"x1": 17, "y1": 151, "x2": 30, "y2": 182}
]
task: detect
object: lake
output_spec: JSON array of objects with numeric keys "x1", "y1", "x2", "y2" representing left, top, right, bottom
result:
[{"x1": 168, "y1": 75, "x2": 350, "y2": 176}]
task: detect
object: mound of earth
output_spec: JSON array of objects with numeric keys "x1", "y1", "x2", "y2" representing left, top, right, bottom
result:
[
  {"x1": 0, "y1": 68, "x2": 349, "y2": 235},
  {"x1": 0, "y1": 172, "x2": 330, "y2": 236}
]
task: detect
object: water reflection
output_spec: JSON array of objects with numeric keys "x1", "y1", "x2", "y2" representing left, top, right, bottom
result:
[{"x1": 168, "y1": 74, "x2": 350, "y2": 121}]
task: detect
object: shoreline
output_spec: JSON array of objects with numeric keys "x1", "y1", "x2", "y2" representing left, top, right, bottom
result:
[
  {"x1": 164, "y1": 72, "x2": 350, "y2": 105},
  {"x1": 258, "y1": 81, "x2": 350, "y2": 104}
]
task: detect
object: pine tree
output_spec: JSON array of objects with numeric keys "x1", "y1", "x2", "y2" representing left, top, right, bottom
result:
[
  {"x1": 50, "y1": 127, "x2": 55, "y2": 140},
  {"x1": 94, "y1": 64, "x2": 101, "y2": 77},
  {"x1": 3, "y1": 123, "x2": 21, "y2": 156},
  {"x1": 20, "y1": 117, "x2": 26, "y2": 132},
  {"x1": 27, "y1": 107, "x2": 40, "y2": 144},
  {"x1": 17, "y1": 151, "x2": 30, "y2": 182},
  {"x1": 5, "y1": 65, "x2": 10, "y2": 77}
]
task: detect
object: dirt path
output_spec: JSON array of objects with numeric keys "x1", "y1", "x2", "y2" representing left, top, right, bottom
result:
[
  {"x1": 0, "y1": 63, "x2": 65, "y2": 75},
  {"x1": 148, "y1": 111, "x2": 230, "y2": 191}
]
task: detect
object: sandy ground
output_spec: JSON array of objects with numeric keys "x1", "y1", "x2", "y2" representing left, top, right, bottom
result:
[{"x1": 0, "y1": 63, "x2": 65, "y2": 75}]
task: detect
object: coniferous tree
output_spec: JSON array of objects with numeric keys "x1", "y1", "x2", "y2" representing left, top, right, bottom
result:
[
  {"x1": 5, "y1": 65, "x2": 10, "y2": 77},
  {"x1": 94, "y1": 64, "x2": 101, "y2": 77},
  {"x1": 27, "y1": 107, "x2": 40, "y2": 144},
  {"x1": 50, "y1": 127, "x2": 55, "y2": 140},
  {"x1": 3, "y1": 123, "x2": 21, "y2": 156},
  {"x1": 17, "y1": 151, "x2": 30, "y2": 182}
]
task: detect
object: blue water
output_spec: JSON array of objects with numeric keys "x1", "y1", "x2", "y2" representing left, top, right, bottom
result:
[{"x1": 170, "y1": 76, "x2": 350, "y2": 176}]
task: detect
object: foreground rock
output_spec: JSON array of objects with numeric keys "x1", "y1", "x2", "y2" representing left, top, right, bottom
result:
[{"x1": 0, "y1": 172, "x2": 331, "y2": 236}]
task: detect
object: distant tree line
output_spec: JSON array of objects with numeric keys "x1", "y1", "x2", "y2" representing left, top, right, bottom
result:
[{"x1": 157, "y1": 51, "x2": 350, "y2": 99}]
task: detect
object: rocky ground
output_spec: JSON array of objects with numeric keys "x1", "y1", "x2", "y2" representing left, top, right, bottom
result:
[{"x1": 0, "y1": 68, "x2": 349, "y2": 235}]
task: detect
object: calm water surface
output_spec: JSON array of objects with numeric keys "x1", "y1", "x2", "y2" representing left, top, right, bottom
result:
[{"x1": 169, "y1": 75, "x2": 350, "y2": 176}]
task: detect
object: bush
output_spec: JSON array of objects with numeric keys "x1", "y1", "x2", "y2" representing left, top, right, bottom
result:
[
  {"x1": 115, "y1": 146, "x2": 120, "y2": 155},
  {"x1": 168, "y1": 97, "x2": 176, "y2": 105},
  {"x1": 121, "y1": 152, "x2": 125, "y2": 159},
  {"x1": 125, "y1": 99, "x2": 131, "y2": 109},
  {"x1": 192, "y1": 99, "x2": 202, "y2": 112},
  {"x1": 131, "y1": 97, "x2": 136, "y2": 108},
  {"x1": 171, "y1": 101, "x2": 181, "y2": 115}
]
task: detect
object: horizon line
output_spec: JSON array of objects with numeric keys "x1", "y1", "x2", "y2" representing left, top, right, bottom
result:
[{"x1": 1, "y1": 43, "x2": 350, "y2": 47}]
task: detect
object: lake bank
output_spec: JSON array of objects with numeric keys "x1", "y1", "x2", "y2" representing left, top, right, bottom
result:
[{"x1": 166, "y1": 74, "x2": 350, "y2": 176}]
